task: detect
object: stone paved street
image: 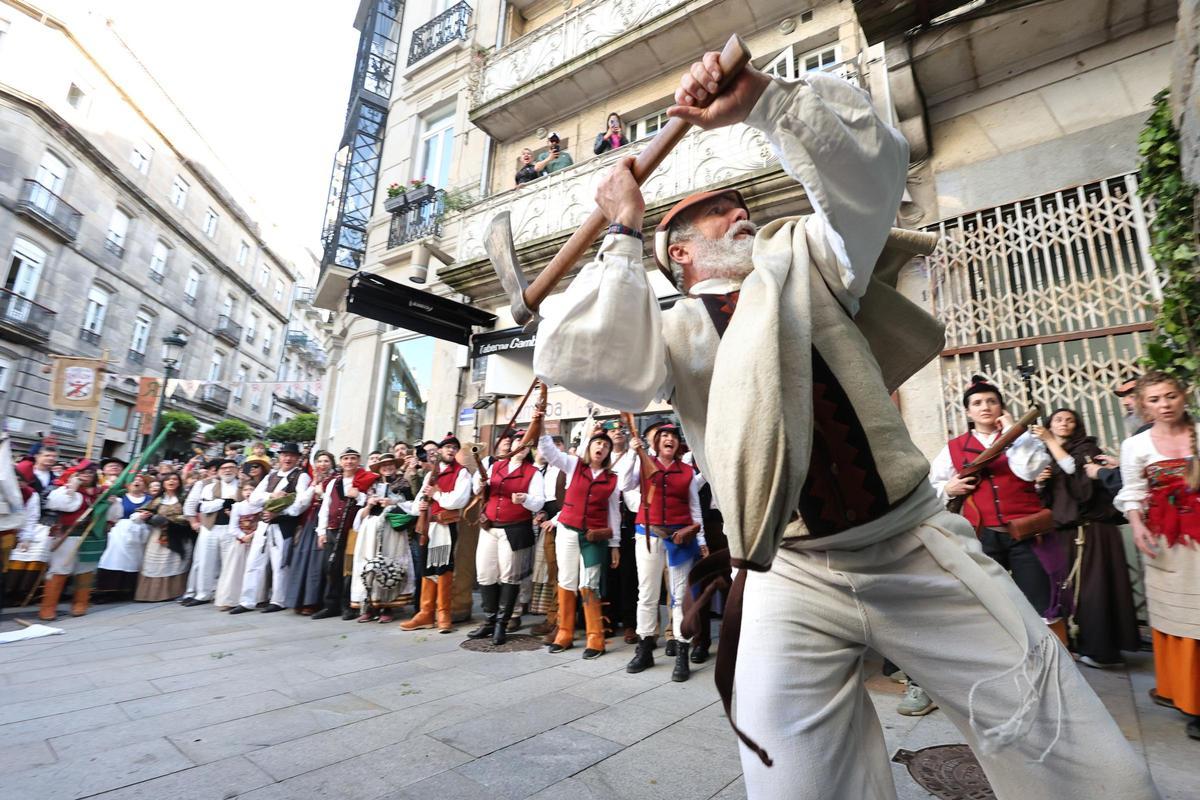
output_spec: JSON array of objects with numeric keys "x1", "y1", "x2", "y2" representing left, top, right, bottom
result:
[{"x1": 0, "y1": 602, "x2": 1193, "y2": 800}]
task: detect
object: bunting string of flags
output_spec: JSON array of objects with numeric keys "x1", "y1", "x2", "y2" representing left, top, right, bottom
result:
[{"x1": 102, "y1": 373, "x2": 323, "y2": 402}]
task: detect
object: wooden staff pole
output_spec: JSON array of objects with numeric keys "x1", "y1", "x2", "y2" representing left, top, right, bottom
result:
[{"x1": 83, "y1": 349, "x2": 108, "y2": 459}]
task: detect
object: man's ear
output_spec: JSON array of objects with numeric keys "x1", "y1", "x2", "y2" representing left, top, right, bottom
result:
[{"x1": 667, "y1": 241, "x2": 691, "y2": 270}]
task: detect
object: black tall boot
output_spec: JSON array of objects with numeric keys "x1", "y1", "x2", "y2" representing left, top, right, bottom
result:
[
  {"x1": 672, "y1": 642, "x2": 691, "y2": 682},
  {"x1": 467, "y1": 583, "x2": 500, "y2": 639},
  {"x1": 494, "y1": 583, "x2": 519, "y2": 646},
  {"x1": 340, "y1": 577, "x2": 356, "y2": 620},
  {"x1": 626, "y1": 636, "x2": 655, "y2": 674}
]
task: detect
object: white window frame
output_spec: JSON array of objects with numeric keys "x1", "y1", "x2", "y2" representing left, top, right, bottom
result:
[
  {"x1": 83, "y1": 287, "x2": 109, "y2": 334},
  {"x1": 130, "y1": 142, "x2": 153, "y2": 175},
  {"x1": 202, "y1": 208, "x2": 219, "y2": 238},
  {"x1": 220, "y1": 294, "x2": 235, "y2": 319},
  {"x1": 208, "y1": 354, "x2": 224, "y2": 382},
  {"x1": 106, "y1": 208, "x2": 131, "y2": 249},
  {"x1": 765, "y1": 43, "x2": 841, "y2": 80},
  {"x1": 233, "y1": 366, "x2": 248, "y2": 403},
  {"x1": 6, "y1": 237, "x2": 46, "y2": 301},
  {"x1": 273, "y1": 278, "x2": 284, "y2": 303},
  {"x1": 36, "y1": 151, "x2": 69, "y2": 194},
  {"x1": 0, "y1": 355, "x2": 12, "y2": 392},
  {"x1": 631, "y1": 110, "x2": 669, "y2": 141},
  {"x1": 170, "y1": 176, "x2": 189, "y2": 209},
  {"x1": 417, "y1": 107, "x2": 455, "y2": 190},
  {"x1": 237, "y1": 240, "x2": 250, "y2": 266},
  {"x1": 262, "y1": 325, "x2": 274, "y2": 354},
  {"x1": 246, "y1": 312, "x2": 259, "y2": 341},
  {"x1": 184, "y1": 266, "x2": 201, "y2": 301},
  {"x1": 66, "y1": 82, "x2": 87, "y2": 111},
  {"x1": 257, "y1": 263, "x2": 270, "y2": 287},
  {"x1": 130, "y1": 312, "x2": 152, "y2": 354},
  {"x1": 250, "y1": 374, "x2": 266, "y2": 410},
  {"x1": 149, "y1": 239, "x2": 170, "y2": 277}
]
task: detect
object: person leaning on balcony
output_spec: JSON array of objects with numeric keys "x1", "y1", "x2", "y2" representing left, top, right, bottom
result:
[
  {"x1": 530, "y1": 49, "x2": 1162, "y2": 799},
  {"x1": 534, "y1": 132, "x2": 573, "y2": 176},
  {"x1": 593, "y1": 112, "x2": 627, "y2": 155},
  {"x1": 515, "y1": 148, "x2": 540, "y2": 187}
]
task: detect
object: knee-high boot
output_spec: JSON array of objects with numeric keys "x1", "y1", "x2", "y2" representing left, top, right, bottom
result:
[
  {"x1": 467, "y1": 583, "x2": 499, "y2": 639},
  {"x1": 401, "y1": 577, "x2": 437, "y2": 630},
  {"x1": 39, "y1": 574, "x2": 69, "y2": 622},
  {"x1": 70, "y1": 572, "x2": 94, "y2": 617},
  {"x1": 580, "y1": 588, "x2": 605, "y2": 659},
  {"x1": 549, "y1": 587, "x2": 576, "y2": 653},
  {"x1": 436, "y1": 572, "x2": 455, "y2": 633},
  {"x1": 494, "y1": 582, "x2": 519, "y2": 646}
]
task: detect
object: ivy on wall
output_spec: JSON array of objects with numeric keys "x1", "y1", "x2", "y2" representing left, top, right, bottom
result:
[{"x1": 1138, "y1": 89, "x2": 1200, "y2": 389}]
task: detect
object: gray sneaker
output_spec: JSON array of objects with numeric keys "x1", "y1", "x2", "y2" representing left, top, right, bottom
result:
[{"x1": 897, "y1": 683, "x2": 937, "y2": 716}]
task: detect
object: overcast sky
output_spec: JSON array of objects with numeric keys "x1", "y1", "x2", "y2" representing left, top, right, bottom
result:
[{"x1": 95, "y1": 0, "x2": 361, "y2": 277}]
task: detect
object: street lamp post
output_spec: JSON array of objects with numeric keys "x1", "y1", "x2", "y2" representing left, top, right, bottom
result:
[{"x1": 147, "y1": 328, "x2": 189, "y2": 452}]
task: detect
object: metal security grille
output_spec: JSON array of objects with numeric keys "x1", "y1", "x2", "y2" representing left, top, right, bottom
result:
[{"x1": 925, "y1": 174, "x2": 1160, "y2": 451}]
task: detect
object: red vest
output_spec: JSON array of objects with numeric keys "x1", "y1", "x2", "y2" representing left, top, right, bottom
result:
[
  {"x1": 322, "y1": 475, "x2": 354, "y2": 532},
  {"x1": 948, "y1": 431, "x2": 1044, "y2": 529},
  {"x1": 485, "y1": 459, "x2": 538, "y2": 524},
  {"x1": 635, "y1": 458, "x2": 696, "y2": 526},
  {"x1": 559, "y1": 462, "x2": 617, "y2": 530},
  {"x1": 58, "y1": 488, "x2": 96, "y2": 533},
  {"x1": 429, "y1": 462, "x2": 465, "y2": 515}
]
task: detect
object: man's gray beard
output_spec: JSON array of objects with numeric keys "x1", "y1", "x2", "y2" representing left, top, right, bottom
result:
[
  {"x1": 221, "y1": 474, "x2": 238, "y2": 485},
  {"x1": 691, "y1": 222, "x2": 756, "y2": 282}
]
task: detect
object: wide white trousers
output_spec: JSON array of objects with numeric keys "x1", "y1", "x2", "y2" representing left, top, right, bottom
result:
[
  {"x1": 238, "y1": 524, "x2": 289, "y2": 609},
  {"x1": 184, "y1": 525, "x2": 225, "y2": 601},
  {"x1": 47, "y1": 536, "x2": 96, "y2": 576},
  {"x1": 633, "y1": 531, "x2": 692, "y2": 641},
  {"x1": 554, "y1": 524, "x2": 606, "y2": 593},
  {"x1": 735, "y1": 510, "x2": 1160, "y2": 800}
]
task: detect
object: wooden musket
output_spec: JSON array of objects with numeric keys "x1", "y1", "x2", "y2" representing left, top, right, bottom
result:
[{"x1": 946, "y1": 405, "x2": 1042, "y2": 514}]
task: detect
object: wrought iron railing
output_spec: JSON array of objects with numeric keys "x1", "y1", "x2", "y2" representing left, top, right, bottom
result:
[
  {"x1": 286, "y1": 329, "x2": 309, "y2": 347},
  {"x1": 0, "y1": 287, "x2": 56, "y2": 340},
  {"x1": 16, "y1": 179, "x2": 82, "y2": 240},
  {"x1": 127, "y1": 349, "x2": 145, "y2": 365},
  {"x1": 51, "y1": 412, "x2": 79, "y2": 438},
  {"x1": 408, "y1": 1, "x2": 471, "y2": 66},
  {"x1": 79, "y1": 328, "x2": 102, "y2": 345},
  {"x1": 199, "y1": 384, "x2": 231, "y2": 410},
  {"x1": 388, "y1": 190, "x2": 445, "y2": 248},
  {"x1": 149, "y1": 268, "x2": 165, "y2": 284},
  {"x1": 303, "y1": 390, "x2": 320, "y2": 409},
  {"x1": 103, "y1": 236, "x2": 125, "y2": 259},
  {"x1": 262, "y1": 341, "x2": 272, "y2": 356},
  {"x1": 183, "y1": 293, "x2": 197, "y2": 306},
  {"x1": 214, "y1": 315, "x2": 243, "y2": 345}
]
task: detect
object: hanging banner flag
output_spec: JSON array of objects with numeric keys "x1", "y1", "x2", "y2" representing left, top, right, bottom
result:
[
  {"x1": 139, "y1": 407, "x2": 158, "y2": 436},
  {"x1": 135, "y1": 376, "x2": 161, "y2": 416},
  {"x1": 165, "y1": 379, "x2": 179, "y2": 399},
  {"x1": 177, "y1": 380, "x2": 203, "y2": 400},
  {"x1": 49, "y1": 357, "x2": 105, "y2": 410}
]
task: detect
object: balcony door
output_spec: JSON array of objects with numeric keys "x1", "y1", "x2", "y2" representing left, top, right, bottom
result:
[
  {"x1": 418, "y1": 107, "x2": 454, "y2": 191},
  {"x1": 4, "y1": 237, "x2": 46, "y2": 323},
  {"x1": 32, "y1": 151, "x2": 69, "y2": 214}
]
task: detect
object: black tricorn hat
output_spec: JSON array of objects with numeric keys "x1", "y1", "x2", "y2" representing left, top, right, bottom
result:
[{"x1": 279, "y1": 442, "x2": 302, "y2": 455}]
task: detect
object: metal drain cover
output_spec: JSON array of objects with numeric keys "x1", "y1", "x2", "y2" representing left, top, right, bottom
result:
[
  {"x1": 892, "y1": 744, "x2": 995, "y2": 800},
  {"x1": 460, "y1": 633, "x2": 543, "y2": 653}
]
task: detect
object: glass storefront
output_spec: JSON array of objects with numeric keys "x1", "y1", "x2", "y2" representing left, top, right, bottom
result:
[{"x1": 377, "y1": 337, "x2": 433, "y2": 450}]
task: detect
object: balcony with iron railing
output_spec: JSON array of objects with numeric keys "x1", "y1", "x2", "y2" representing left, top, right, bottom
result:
[
  {"x1": 15, "y1": 179, "x2": 82, "y2": 241},
  {"x1": 103, "y1": 235, "x2": 125, "y2": 260},
  {"x1": 51, "y1": 412, "x2": 80, "y2": 438},
  {"x1": 214, "y1": 315, "x2": 243, "y2": 346},
  {"x1": 276, "y1": 385, "x2": 320, "y2": 412},
  {"x1": 387, "y1": 190, "x2": 445, "y2": 249},
  {"x1": 198, "y1": 384, "x2": 231, "y2": 411},
  {"x1": 468, "y1": 0, "x2": 797, "y2": 140},
  {"x1": 407, "y1": 1, "x2": 471, "y2": 67},
  {"x1": 127, "y1": 349, "x2": 145, "y2": 365},
  {"x1": 0, "y1": 287, "x2": 56, "y2": 345},
  {"x1": 286, "y1": 329, "x2": 310, "y2": 348},
  {"x1": 79, "y1": 328, "x2": 102, "y2": 345}
]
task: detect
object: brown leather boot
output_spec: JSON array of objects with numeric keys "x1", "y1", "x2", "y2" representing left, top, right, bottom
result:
[
  {"x1": 435, "y1": 572, "x2": 455, "y2": 633},
  {"x1": 70, "y1": 572, "x2": 94, "y2": 617},
  {"x1": 400, "y1": 577, "x2": 437, "y2": 630},
  {"x1": 39, "y1": 573, "x2": 69, "y2": 622},
  {"x1": 549, "y1": 587, "x2": 576, "y2": 653},
  {"x1": 580, "y1": 588, "x2": 605, "y2": 659}
]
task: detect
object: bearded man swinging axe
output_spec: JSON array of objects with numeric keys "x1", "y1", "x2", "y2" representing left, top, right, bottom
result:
[{"x1": 484, "y1": 35, "x2": 1161, "y2": 800}]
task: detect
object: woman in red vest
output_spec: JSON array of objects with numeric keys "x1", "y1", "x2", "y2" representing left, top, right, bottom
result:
[
  {"x1": 40, "y1": 461, "x2": 101, "y2": 620},
  {"x1": 535, "y1": 411, "x2": 621, "y2": 660},
  {"x1": 931, "y1": 376, "x2": 1053, "y2": 617},
  {"x1": 468, "y1": 431, "x2": 545, "y2": 645}
]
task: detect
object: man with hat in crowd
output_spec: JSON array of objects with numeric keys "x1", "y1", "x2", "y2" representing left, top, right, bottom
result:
[
  {"x1": 312, "y1": 448, "x2": 377, "y2": 620},
  {"x1": 181, "y1": 458, "x2": 241, "y2": 606},
  {"x1": 10, "y1": 439, "x2": 60, "y2": 604},
  {"x1": 533, "y1": 52, "x2": 1159, "y2": 798},
  {"x1": 236, "y1": 442, "x2": 311, "y2": 614},
  {"x1": 624, "y1": 420, "x2": 705, "y2": 680},
  {"x1": 39, "y1": 460, "x2": 102, "y2": 620},
  {"x1": 468, "y1": 430, "x2": 545, "y2": 645},
  {"x1": 349, "y1": 452, "x2": 418, "y2": 623},
  {"x1": 98, "y1": 457, "x2": 127, "y2": 490},
  {"x1": 401, "y1": 433, "x2": 473, "y2": 634},
  {"x1": 534, "y1": 131, "x2": 573, "y2": 176}
]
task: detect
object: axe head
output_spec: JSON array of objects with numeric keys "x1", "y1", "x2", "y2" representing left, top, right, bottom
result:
[{"x1": 484, "y1": 211, "x2": 536, "y2": 326}]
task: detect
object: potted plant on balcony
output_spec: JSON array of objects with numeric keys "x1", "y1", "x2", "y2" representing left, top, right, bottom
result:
[
  {"x1": 383, "y1": 182, "x2": 407, "y2": 213},
  {"x1": 406, "y1": 178, "x2": 436, "y2": 205}
]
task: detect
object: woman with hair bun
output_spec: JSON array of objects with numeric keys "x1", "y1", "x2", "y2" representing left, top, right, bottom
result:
[{"x1": 1115, "y1": 371, "x2": 1200, "y2": 741}]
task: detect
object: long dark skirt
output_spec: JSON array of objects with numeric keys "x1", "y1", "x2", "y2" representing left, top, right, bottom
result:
[
  {"x1": 94, "y1": 569, "x2": 138, "y2": 602},
  {"x1": 1071, "y1": 521, "x2": 1141, "y2": 663},
  {"x1": 285, "y1": 515, "x2": 326, "y2": 609}
]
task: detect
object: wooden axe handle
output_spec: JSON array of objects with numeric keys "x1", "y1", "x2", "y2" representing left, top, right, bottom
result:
[{"x1": 522, "y1": 34, "x2": 751, "y2": 312}]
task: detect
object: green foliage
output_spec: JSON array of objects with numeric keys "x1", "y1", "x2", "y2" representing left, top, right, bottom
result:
[
  {"x1": 265, "y1": 413, "x2": 318, "y2": 444},
  {"x1": 206, "y1": 418, "x2": 255, "y2": 443},
  {"x1": 160, "y1": 411, "x2": 199, "y2": 456},
  {"x1": 1137, "y1": 90, "x2": 1200, "y2": 389}
]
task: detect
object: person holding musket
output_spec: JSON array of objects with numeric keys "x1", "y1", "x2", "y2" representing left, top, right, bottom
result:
[
  {"x1": 311, "y1": 448, "x2": 376, "y2": 620},
  {"x1": 535, "y1": 416, "x2": 622, "y2": 659},
  {"x1": 625, "y1": 422, "x2": 706, "y2": 681},
  {"x1": 532, "y1": 50, "x2": 1158, "y2": 798},
  {"x1": 468, "y1": 430, "x2": 544, "y2": 645},
  {"x1": 38, "y1": 460, "x2": 101, "y2": 620},
  {"x1": 237, "y1": 442, "x2": 311, "y2": 614},
  {"x1": 401, "y1": 433, "x2": 473, "y2": 634}
]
